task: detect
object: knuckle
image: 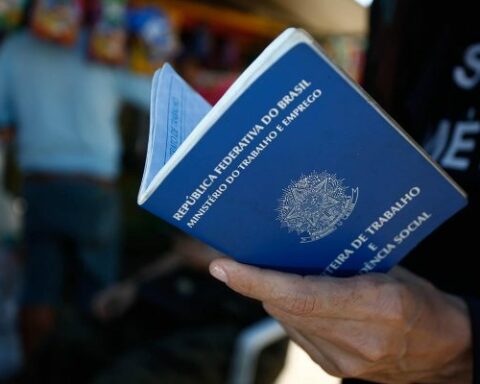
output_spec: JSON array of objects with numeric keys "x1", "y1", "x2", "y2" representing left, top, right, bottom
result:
[
  {"x1": 348, "y1": 331, "x2": 392, "y2": 364},
  {"x1": 360, "y1": 340, "x2": 389, "y2": 363},
  {"x1": 353, "y1": 274, "x2": 411, "y2": 324},
  {"x1": 333, "y1": 359, "x2": 368, "y2": 378},
  {"x1": 276, "y1": 276, "x2": 320, "y2": 315},
  {"x1": 355, "y1": 273, "x2": 392, "y2": 292},
  {"x1": 284, "y1": 291, "x2": 318, "y2": 315},
  {"x1": 379, "y1": 282, "x2": 411, "y2": 323}
]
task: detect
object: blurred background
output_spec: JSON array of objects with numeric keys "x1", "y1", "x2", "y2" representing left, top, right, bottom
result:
[{"x1": 0, "y1": 0, "x2": 369, "y2": 383}]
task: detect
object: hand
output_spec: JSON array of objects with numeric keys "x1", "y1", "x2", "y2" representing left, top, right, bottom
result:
[
  {"x1": 91, "y1": 281, "x2": 137, "y2": 322},
  {"x1": 209, "y1": 259, "x2": 472, "y2": 383}
]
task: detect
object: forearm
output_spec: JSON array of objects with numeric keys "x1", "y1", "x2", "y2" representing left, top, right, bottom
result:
[{"x1": 128, "y1": 252, "x2": 182, "y2": 285}]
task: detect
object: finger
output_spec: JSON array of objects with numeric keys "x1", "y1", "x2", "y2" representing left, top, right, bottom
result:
[
  {"x1": 210, "y1": 258, "x2": 397, "y2": 318},
  {"x1": 209, "y1": 258, "x2": 306, "y2": 301},
  {"x1": 283, "y1": 324, "x2": 373, "y2": 379},
  {"x1": 210, "y1": 258, "x2": 345, "y2": 316},
  {"x1": 283, "y1": 324, "x2": 343, "y2": 377},
  {"x1": 265, "y1": 302, "x2": 405, "y2": 362},
  {"x1": 389, "y1": 266, "x2": 435, "y2": 291},
  {"x1": 287, "y1": 323, "x2": 420, "y2": 383}
]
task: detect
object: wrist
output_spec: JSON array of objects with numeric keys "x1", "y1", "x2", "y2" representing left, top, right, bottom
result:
[{"x1": 424, "y1": 294, "x2": 472, "y2": 383}]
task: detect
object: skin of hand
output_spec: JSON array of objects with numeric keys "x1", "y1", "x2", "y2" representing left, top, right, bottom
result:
[
  {"x1": 91, "y1": 281, "x2": 138, "y2": 322},
  {"x1": 209, "y1": 259, "x2": 472, "y2": 383},
  {"x1": 90, "y1": 237, "x2": 222, "y2": 322}
]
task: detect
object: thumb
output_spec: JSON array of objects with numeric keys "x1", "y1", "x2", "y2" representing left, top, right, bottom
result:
[{"x1": 209, "y1": 258, "x2": 316, "y2": 312}]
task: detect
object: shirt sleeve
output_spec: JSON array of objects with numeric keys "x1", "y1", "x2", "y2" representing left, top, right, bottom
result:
[
  {"x1": 465, "y1": 297, "x2": 480, "y2": 384},
  {"x1": 0, "y1": 42, "x2": 13, "y2": 129},
  {"x1": 116, "y1": 69, "x2": 152, "y2": 110}
]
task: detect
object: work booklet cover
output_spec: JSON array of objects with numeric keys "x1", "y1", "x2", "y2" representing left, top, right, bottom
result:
[{"x1": 139, "y1": 29, "x2": 467, "y2": 276}]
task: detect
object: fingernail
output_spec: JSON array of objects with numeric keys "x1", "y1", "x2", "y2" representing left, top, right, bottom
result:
[{"x1": 210, "y1": 264, "x2": 228, "y2": 283}]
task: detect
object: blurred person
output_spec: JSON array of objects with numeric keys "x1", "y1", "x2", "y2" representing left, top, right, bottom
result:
[
  {"x1": 0, "y1": 128, "x2": 18, "y2": 240},
  {"x1": 18, "y1": 235, "x2": 288, "y2": 384},
  {"x1": 0, "y1": 242, "x2": 22, "y2": 381},
  {"x1": 0, "y1": 128, "x2": 22, "y2": 381},
  {"x1": 0, "y1": 3, "x2": 151, "y2": 362},
  {"x1": 208, "y1": 1, "x2": 480, "y2": 383},
  {"x1": 90, "y1": 235, "x2": 287, "y2": 384}
]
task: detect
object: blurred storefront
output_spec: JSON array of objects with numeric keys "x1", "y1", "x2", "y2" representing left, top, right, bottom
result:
[
  {"x1": 127, "y1": 0, "x2": 367, "y2": 81},
  {"x1": 0, "y1": 1, "x2": 368, "y2": 381}
]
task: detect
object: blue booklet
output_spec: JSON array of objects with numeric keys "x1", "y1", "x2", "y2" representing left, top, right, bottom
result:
[{"x1": 138, "y1": 28, "x2": 467, "y2": 276}]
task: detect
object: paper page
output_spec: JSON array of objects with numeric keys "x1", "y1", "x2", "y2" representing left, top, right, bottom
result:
[{"x1": 141, "y1": 64, "x2": 211, "y2": 190}]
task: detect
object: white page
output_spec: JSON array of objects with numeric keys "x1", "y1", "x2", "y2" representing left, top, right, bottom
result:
[{"x1": 139, "y1": 63, "x2": 211, "y2": 196}]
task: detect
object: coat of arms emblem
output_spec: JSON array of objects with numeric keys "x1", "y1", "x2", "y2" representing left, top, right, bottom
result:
[{"x1": 277, "y1": 171, "x2": 359, "y2": 243}]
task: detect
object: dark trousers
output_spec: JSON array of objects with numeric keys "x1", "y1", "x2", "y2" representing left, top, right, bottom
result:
[{"x1": 22, "y1": 176, "x2": 120, "y2": 310}]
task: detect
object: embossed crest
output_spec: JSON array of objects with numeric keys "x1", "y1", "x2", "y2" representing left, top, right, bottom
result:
[{"x1": 277, "y1": 171, "x2": 359, "y2": 243}]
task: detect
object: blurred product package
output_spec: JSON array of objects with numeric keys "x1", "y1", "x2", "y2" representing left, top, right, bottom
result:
[
  {"x1": 128, "y1": 5, "x2": 178, "y2": 74},
  {"x1": 0, "y1": 0, "x2": 27, "y2": 32},
  {"x1": 88, "y1": 0, "x2": 128, "y2": 65},
  {"x1": 31, "y1": 0, "x2": 83, "y2": 46}
]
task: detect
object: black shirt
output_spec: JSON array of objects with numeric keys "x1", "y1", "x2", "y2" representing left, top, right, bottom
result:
[{"x1": 346, "y1": 0, "x2": 480, "y2": 383}]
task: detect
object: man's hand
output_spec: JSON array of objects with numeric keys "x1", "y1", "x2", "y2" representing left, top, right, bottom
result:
[{"x1": 209, "y1": 259, "x2": 472, "y2": 383}]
